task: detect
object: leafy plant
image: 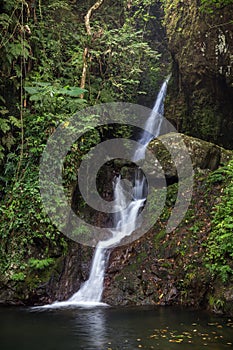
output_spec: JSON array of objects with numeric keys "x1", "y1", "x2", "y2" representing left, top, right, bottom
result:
[
  {"x1": 207, "y1": 169, "x2": 225, "y2": 184},
  {"x1": 28, "y1": 258, "x2": 54, "y2": 270},
  {"x1": 208, "y1": 294, "x2": 225, "y2": 312},
  {"x1": 0, "y1": 104, "x2": 21, "y2": 162},
  {"x1": 205, "y1": 160, "x2": 233, "y2": 282},
  {"x1": 11, "y1": 272, "x2": 26, "y2": 281},
  {"x1": 24, "y1": 82, "x2": 87, "y2": 114},
  {"x1": 200, "y1": 0, "x2": 233, "y2": 13}
]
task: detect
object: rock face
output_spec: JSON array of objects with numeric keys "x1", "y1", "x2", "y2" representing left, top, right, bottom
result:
[
  {"x1": 148, "y1": 132, "x2": 232, "y2": 180},
  {"x1": 0, "y1": 241, "x2": 93, "y2": 306},
  {"x1": 163, "y1": 0, "x2": 233, "y2": 148},
  {"x1": 103, "y1": 185, "x2": 233, "y2": 316},
  {"x1": 102, "y1": 136, "x2": 233, "y2": 315}
]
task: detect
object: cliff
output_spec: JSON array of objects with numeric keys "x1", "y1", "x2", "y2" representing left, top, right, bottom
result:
[{"x1": 163, "y1": 0, "x2": 233, "y2": 148}]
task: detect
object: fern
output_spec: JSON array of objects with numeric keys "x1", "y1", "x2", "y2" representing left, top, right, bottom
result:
[
  {"x1": 205, "y1": 161, "x2": 233, "y2": 282},
  {"x1": 28, "y1": 258, "x2": 54, "y2": 270}
]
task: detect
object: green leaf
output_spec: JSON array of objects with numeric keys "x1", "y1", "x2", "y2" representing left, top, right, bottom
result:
[
  {"x1": 29, "y1": 94, "x2": 41, "y2": 102},
  {"x1": 0, "y1": 118, "x2": 10, "y2": 133},
  {"x1": 11, "y1": 272, "x2": 26, "y2": 281},
  {"x1": 9, "y1": 116, "x2": 21, "y2": 128},
  {"x1": 24, "y1": 86, "x2": 40, "y2": 95},
  {"x1": 28, "y1": 258, "x2": 54, "y2": 270}
]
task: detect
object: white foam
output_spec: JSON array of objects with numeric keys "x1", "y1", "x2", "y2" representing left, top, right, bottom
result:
[{"x1": 33, "y1": 300, "x2": 109, "y2": 310}]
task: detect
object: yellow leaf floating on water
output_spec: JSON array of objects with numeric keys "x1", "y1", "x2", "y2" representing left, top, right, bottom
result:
[{"x1": 169, "y1": 339, "x2": 183, "y2": 343}]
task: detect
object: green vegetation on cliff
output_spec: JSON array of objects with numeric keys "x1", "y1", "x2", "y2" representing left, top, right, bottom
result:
[
  {"x1": 205, "y1": 160, "x2": 233, "y2": 282},
  {"x1": 200, "y1": 0, "x2": 233, "y2": 13}
]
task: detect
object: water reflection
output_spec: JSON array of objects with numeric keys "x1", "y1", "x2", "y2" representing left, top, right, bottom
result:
[
  {"x1": 73, "y1": 307, "x2": 107, "y2": 349},
  {"x1": 0, "y1": 306, "x2": 232, "y2": 350}
]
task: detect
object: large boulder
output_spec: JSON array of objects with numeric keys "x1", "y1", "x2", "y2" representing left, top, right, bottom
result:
[{"x1": 147, "y1": 133, "x2": 232, "y2": 180}]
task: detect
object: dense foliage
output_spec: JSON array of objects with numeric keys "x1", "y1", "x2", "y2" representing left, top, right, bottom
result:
[
  {"x1": 205, "y1": 160, "x2": 233, "y2": 282},
  {"x1": 0, "y1": 0, "x2": 166, "y2": 285},
  {"x1": 200, "y1": 0, "x2": 233, "y2": 13}
]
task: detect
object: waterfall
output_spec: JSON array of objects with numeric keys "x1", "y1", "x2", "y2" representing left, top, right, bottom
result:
[
  {"x1": 133, "y1": 75, "x2": 170, "y2": 161},
  {"x1": 68, "y1": 174, "x2": 146, "y2": 305},
  {"x1": 43, "y1": 77, "x2": 169, "y2": 308}
]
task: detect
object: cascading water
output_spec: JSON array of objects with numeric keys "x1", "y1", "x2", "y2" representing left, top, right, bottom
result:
[
  {"x1": 43, "y1": 77, "x2": 170, "y2": 308},
  {"x1": 67, "y1": 174, "x2": 146, "y2": 305},
  {"x1": 133, "y1": 75, "x2": 170, "y2": 162}
]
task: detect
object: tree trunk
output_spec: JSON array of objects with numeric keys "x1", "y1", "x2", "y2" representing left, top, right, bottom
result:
[{"x1": 80, "y1": 0, "x2": 104, "y2": 98}]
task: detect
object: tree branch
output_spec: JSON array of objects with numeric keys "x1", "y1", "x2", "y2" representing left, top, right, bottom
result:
[
  {"x1": 80, "y1": 0, "x2": 104, "y2": 97},
  {"x1": 85, "y1": 0, "x2": 104, "y2": 35},
  {"x1": 80, "y1": 47, "x2": 88, "y2": 98}
]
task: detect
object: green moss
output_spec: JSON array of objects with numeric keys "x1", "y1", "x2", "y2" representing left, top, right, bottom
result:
[
  {"x1": 161, "y1": 261, "x2": 172, "y2": 269},
  {"x1": 154, "y1": 229, "x2": 167, "y2": 245},
  {"x1": 128, "y1": 263, "x2": 137, "y2": 271},
  {"x1": 186, "y1": 104, "x2": 222, "y2": 143},
  {"x1": 137, "y1": 252, "x2": 147, "y2": 264}
]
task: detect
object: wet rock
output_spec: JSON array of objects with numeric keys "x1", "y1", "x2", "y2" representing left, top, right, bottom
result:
[
  {"x1": 0, "y1": 241, "x2": 93, "y2": 306},
  {"x1": 224, "y1": 287, "x2": 233, "y2": 302}
]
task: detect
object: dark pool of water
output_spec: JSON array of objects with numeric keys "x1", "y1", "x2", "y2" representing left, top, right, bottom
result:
[{"x1": 0, "y1": 305, "x2": 232, "y2": 349}]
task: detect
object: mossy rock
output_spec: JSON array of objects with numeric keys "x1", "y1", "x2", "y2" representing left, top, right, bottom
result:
[
  {"x1": 208, "y1": 282, "x2": 233, "y2": 316},
  {"x1": 148, "y1": 133, "x2": 232, "y2": 179}
]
